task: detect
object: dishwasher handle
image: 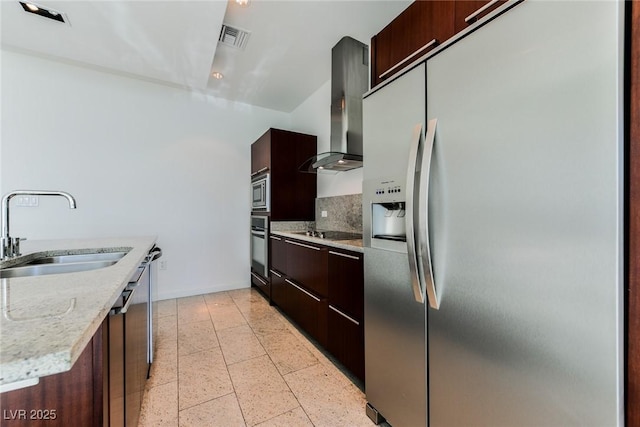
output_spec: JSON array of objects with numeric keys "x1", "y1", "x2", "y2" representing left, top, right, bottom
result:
[
  {"x1": 120, "y1": 289, "x2": 135, "y2": 314},
  {"x1": 111, "y1": 289, "x2": 134, "y2": 315},
  {"x1": 149, "y1": 246, "x2": 162, "y2": 262},
  {"x1": 126, "y1": 263, "x2": 148, "y2": 286}
]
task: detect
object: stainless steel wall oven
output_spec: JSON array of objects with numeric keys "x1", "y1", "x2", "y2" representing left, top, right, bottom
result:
[{"x1": 250, "y1": 215, "x2": 268, "y2": 279}]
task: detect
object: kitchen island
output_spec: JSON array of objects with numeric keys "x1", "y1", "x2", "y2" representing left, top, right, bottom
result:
[{"x1": 0, "y1": 236, "x2": 157, "y2": 389}]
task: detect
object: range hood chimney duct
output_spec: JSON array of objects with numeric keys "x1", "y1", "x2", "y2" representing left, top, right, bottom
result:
[{"x1": 301, "y1": 36, "x2": 369, "y2": 173}]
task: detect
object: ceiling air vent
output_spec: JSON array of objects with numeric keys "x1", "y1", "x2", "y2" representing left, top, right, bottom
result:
[{"x1": 218, "y1": 24, "x2": 251, "y2": 50}]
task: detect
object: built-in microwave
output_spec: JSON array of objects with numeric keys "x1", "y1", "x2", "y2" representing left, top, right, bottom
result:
[{"x1": 251, "y1": 173, "x2": 270, "y2": 211}]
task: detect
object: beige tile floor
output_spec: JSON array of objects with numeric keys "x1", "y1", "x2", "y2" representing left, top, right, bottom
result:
[{"x1": 139, "y1": 288, "x2": 375, "y2": 427}]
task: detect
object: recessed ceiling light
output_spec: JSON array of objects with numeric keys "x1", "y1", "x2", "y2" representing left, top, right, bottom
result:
[
  {"x1": 19, "y1": 1, "x2": 68, "y2": 24},
  {"x1": 235, "y1": 0, "x2": 250, "y2": 6},
  {"x1": 211, "y1": 72, "x2": 224, "y2": 80}
]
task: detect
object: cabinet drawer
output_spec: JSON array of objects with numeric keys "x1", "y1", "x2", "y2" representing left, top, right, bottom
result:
[
  {"x1": 328, "y1": 249, "x2": 363, "y2": 320},
  {"x1": 285, "y1": 238, "x2": 328, "y2": 297},
  {"x1": 251, "y1": 272, "x2": 270, "y2": 299},
  {"x1": 270, "y1": 269, "x2": 287, "y2": 309},
  {"x1": 269, "y1": 234, "x2": 287, "y2": 272},
  {"x1": 285, "y1": 278, "x2": 328, "y2": 347},
  {"x1": 327, "y1": 306, "x2": 364, "y2": 381}
]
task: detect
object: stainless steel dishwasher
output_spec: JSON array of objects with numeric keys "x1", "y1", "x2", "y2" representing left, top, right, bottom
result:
[{"x1": 147, "y1": 245, "x2": 162, "y2": 371}]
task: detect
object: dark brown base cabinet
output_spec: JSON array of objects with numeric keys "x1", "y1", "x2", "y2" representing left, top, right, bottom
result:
[
  {"x1": 327, "y1": 249, "x2": 364, "y2": 382},
  {"x1": 1, "y1": 310, "x2": 148, "y2": 427},
  {"x1": 1, "y1": 322, "x2": 107, "y2": 427},
  {"x1": 124, "y1": 299, "x2": 147, "y2": 427},
  {"x1": 269, "y1": 235, "x2": 364, "y2": 381},
  {"x1": 269, "y1": 236, "x2": 329, "y2": 347},
  {"x1": 108, "y1": 311, "x2": 125, "y2": 427}
]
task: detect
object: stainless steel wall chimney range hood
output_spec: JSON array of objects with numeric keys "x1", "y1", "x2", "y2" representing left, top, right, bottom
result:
[{"x1": 300, "y1": 36, "x2": 369, "y2": 173}]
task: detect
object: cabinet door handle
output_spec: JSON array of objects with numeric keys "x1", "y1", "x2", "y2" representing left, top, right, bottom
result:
[
  {"x1": 379, "y1": 38, "x2": 437, "y2": 80},
  {"x1": 269, "y1": 269, "x2": 282, "y2": 278},
  {"x1": 328, "y1": 250, "x2": 360, "y2": 260},
  {"x1": 269, "y1": 235, "x2": 282, "y2": 241},
  {"x1": 329, "y1": 305, "x2": 360, "y2": 326},
  {"x1": 285, "y1": 239, "x2": 321, "y2": 251},
  {"x1": 251, "y1": 167, "x2": 269, "y2": 177},
  {"x1": 285, "y1": 279, "x2": 321, "y2": 302},
  {"x1": 251, "y1": 272, "x2": 267, "y2": 285},
  {"x1": 464, "y1": 0, "x2": 501, "y2": 23}
]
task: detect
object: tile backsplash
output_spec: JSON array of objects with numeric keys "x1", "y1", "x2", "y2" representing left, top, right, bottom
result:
[
  {"x1": 270, "y1": 220, "x2": 315, "y2": 232},
  {"x1": 315, "y1": 194, "x2": 362, "y2": 234}
]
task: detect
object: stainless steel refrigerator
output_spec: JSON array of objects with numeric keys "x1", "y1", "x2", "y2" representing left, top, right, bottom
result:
[{"x1": 362, "y1": 1, "x2": 624, "y2": 426}]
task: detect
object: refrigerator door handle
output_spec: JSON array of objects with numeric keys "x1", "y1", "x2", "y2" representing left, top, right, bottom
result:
[
  {"x1": 418, "y1": 118, "x2": 439, "y2": 309},
  {"x1": 405, "y1": 123, "x2": 426, "y2": 304}
]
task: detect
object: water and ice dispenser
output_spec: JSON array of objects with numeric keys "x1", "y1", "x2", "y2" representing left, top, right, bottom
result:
[
  {"x1": 371, "y1": 202, "x2": 406, "y2": 241},
  {"x1": 364, "y1": 177, "x2": 409, "y2": 251}
]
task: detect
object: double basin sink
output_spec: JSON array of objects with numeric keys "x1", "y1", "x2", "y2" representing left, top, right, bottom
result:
[{"x1": 0, "y1": 249, "x2": 129, "y2": 279}]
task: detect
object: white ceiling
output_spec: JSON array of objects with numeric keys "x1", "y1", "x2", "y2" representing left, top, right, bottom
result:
[{"x1": 1, "y1": 0, "x2": 411, "y2": 112}]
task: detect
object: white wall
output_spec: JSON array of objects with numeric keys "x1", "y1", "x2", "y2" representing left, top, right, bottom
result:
[
  {"x1": 289, "y1": 81, "x2": 363, "y2": 198},
  {"x1": 1, "y1": 50, "x2": 290, "y2": 300}
]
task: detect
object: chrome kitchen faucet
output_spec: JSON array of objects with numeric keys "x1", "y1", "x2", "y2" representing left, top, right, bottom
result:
[{"x1": 1, "y1": 190, "x2": 77, "y2": 259}]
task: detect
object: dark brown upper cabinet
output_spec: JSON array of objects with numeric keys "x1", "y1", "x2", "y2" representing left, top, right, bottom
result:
[
  {"x1": 371, "y1": 1, "x2": 455, "y2": 87},
  {"x1": 370, "y1": 0, "x2": 508, "y2": 87},
  {"x1": 251, "y1": 128, "x2": 317, "y2": 221}
]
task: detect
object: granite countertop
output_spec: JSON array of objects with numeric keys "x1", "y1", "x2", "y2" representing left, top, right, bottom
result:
[
  {"x1": 0, "y1": 236, "x2": 157, "y2": 389},
  {"x1": 271, "y1": 231, "x2": 363, "y2": 253}
]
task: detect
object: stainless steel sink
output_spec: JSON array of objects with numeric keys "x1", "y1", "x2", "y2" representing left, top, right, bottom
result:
[
  {"x1": 0, "y1": 259, "x2": 119, "y2": 279},
  {"x1": 22, "y1": 251, "x2": 128, "y2": 266},
  {"x1": 0, "y1": 248, "x2": 130, "y2": 278}
]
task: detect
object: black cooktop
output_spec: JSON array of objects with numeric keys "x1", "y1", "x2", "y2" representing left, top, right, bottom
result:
[{"x1": 292, "y1": 230, "x2": 362, "y2": 241}]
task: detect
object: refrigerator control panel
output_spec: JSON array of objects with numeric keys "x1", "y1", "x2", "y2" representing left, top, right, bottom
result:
[
  {"x1": 369, "y1": 177, "x2": 405, "y2": 203},
  {"x1": 374, "y1": 184, "x2": 402, "y2": 196}
]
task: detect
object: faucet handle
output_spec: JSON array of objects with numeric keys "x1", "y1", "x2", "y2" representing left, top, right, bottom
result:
[{"x1": 12, "y1": 237, "x2": 25, "y2": 257}]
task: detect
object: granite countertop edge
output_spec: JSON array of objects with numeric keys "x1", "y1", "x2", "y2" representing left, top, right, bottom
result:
[
  {"x1": 0, "y1": 236, "x2": 157, "y2": 387},
  {"x1": 271, "y1": 231, "x2": 363, "y2": 253}
]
